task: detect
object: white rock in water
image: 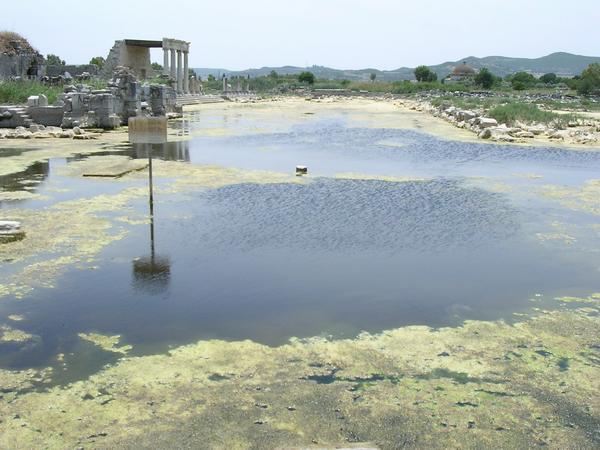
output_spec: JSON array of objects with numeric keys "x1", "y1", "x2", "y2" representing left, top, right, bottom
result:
[{"x1": 0, "y1": 220, "x2": 21, "y2": 234}]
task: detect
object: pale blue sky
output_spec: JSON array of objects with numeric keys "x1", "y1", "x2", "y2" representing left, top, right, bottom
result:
[{"x1": 3, "y1": 0, "x2": 599, "y2": 70}]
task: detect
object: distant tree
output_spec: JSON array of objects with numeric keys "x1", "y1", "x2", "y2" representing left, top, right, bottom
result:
[
  {"x1": 298, "y1": 71, "x2": 315, "y2": 85},
  {"x1": 510, "y1": 71, "x2": 536, "y2": 90},
  {"x1": 46, "y1": 54, "x2": 65, "y2": 66},
  {"x1": 370, "y1": 72, "x2": 377, "y2": 83},
  {"x1": 150, "y1": 62, "x2": 162, "y2": 71},
  {"x1": 578, "y1": 63, "x2": 600, "y2": 95},
  {"x1": 269, "y1": 70, "x2": 279, "y2": 79},
  {"x1": 340, "y1": 79, "x2": 351, "y2": 87},
  {"x1": 539, "y1": 73, "x2": 558, "y2": 84},
  {"x1": 414, "y1": 65, "x2": 437, "y2": 82},
  {"x1": 207, "y1": 74, "x2": 216, "y2": 82},
  {"x1": 90, "y1": 56, "x2": 105, "y2": 69},
  {"x1": 474, "y1": 68, "x2": 494, "y2": 89}
]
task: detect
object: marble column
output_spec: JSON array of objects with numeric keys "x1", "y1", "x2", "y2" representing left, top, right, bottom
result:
[
  {"x1": 183, "y1": 51, "x2": 189, "y2": 94},
  {"x1": 163, "y1": 48, "x2": 169, "y2": 76},
  {"x1": 223, "y1": 77, "x2": 227, "y2": 93},
  {"x1": 176, "y1": 50, "x2": 183, "y2": 94},
  {"x1": 170, "y1": 49, "x2": 176, "y2": 82}
]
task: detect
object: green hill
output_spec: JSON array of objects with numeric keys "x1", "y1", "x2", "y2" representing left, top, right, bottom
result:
[
  {"x1": 194, "y1": 52, "x2": 600, "y2": 82},
  {"x1": 428, "y1": 52, "x2": 600, "y2": 78}
]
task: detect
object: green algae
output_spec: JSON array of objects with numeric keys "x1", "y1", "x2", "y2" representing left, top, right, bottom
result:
[
  {"x1": 7, "y1": 314, "x2": 25, "y2": 321},
  {"x1": 78, "y1": 333, "x2": 132, "y2": 355},
  {"x1": 0, "y1": 324, "x2": 35, "y2": 343},
  {"x1": 540, "y1": 180, "x2": 600, "y2": 216},
  {"x1": 0, "y1": 306, "x2": 598, "y2": 449},
  {"x1": 556, "y1": 293, "x2": 600, "y2": 304},
  {"x1": 0, "y1": 191, "x2": 47, "y2": 202},
  {"x1": 512, "y1": 172, "x2": 544, "y2": 179}
]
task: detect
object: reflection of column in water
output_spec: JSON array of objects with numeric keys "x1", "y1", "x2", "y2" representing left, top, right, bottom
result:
[
  {"x1": 132, "y1": 143, "x2": 171, "y2": 294},
  {"x1": 159, "y1": 141, "x2": 190, "y2": 162},
  {"x1": 176, "y1": 140, "x2": 190, "y2": 162}
]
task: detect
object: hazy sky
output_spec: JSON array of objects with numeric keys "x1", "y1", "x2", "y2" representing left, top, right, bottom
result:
[{"x1": 3, "y1": 0, "x2": 599, "y2": 70}]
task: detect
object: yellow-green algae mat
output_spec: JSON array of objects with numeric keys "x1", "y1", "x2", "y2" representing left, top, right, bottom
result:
[{"x1": 1, "y1": 304, "x2": 599, "y2": 449}]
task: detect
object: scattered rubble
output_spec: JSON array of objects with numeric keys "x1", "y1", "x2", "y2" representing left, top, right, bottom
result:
[
  {"x1": 0, "y1": 67, "x2": 181, "y2": 137},
  {"x1": 398, "y1": 97, "x2": 600, "y2": 147}
]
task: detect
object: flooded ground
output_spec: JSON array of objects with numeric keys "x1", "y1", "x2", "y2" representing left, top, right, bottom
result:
[{"x1": 0, "y1": 98, "x2": 599, "y2": 448}]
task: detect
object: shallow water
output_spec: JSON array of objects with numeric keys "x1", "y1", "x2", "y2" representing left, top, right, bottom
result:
[{"x1": 1, "y1": 108, "x2": 600, "y2": 381}]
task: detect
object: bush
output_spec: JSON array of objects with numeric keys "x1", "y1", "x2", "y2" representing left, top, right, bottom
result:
[
  {"x1": 509, "y1": 72, "x2": 536, "y2": 90},
  {"x1": 488, "y1": 102, "x2": 578, "y2": 126},
  {"x1": 414, "y1": 65, "x2": 437, "y2": 82},
  {"x1": 46, "y1": 54, "x2": 65, "y2": 66},
  {"x1": 90, "y1": 56, "x2": 105, "y2": 69},
  {"x1": 540, "y1": 73, "x2": 558, "y2": 84},
  {"x1": 298, "y1": 71, "x2": 315, "y2": 85},
  {"x1": 475, "y1": 68, "x2": 494, "y2": 89},
  {"x1": 0, "y1": 80, "x2": 62, "y2": 104},
  {"x1": 577, "y1": 63, "x2": 600, "y2": 96}
]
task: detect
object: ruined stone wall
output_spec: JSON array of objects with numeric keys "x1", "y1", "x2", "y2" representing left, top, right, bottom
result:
[
  {"x1": 120, "y1": 46, "x2": 154, "y2": 80},
  {"x1": 102, "y1": 41, "x2": 155, "y2": 80},
  {"x1": 0, "y1": 54, "x2": 45, "y2": 79},
  {"x1": 46, "y1": 64, "x2": 99, "y2": 77}
]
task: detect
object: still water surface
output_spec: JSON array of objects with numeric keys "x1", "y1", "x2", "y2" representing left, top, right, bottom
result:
[{"x1": 1, "y1": 111, "x2": 600, "y2": 380}]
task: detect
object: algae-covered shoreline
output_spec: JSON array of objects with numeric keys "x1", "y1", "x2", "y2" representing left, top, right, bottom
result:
[{"x1": 0, "y1": 304, "x2": 599, "y2": 449}]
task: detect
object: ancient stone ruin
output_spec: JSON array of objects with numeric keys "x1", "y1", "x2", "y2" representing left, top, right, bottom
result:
[
  {"x1": 0, "y1": 66, "x2": 180, "y2": 135},
  {"x1": 0, "y1": 35, "x2": 217, "y2": 137},
  {"x1": 0, "y1": 32, "x2": 45, "y2": 80},
  {"x1": 103, "y1": 38, "x2": 201, "y2": 95}
]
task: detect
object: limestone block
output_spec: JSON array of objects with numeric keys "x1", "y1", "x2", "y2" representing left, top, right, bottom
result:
[
  {"x1": 26, "y1": 95, "x2": 47, "y2": 107},
  {"x1": 29, "y1": 124, "x2": 46, "y2": 133},
  {"x1": 514, "y1": 131, "x2": 535, "y2": 139},
  {"x1": 458, "y1": 110, "x2": 477, "y2": 121},
  {"x1": 478, "y1": 129, "x2": 492, "y2": 139},
  {"x1": 27, "y1": 106, "x2": 64, "y2": 127},
  {"x1": 479, "y1": 118, "x2": 498, "y2": 128}
]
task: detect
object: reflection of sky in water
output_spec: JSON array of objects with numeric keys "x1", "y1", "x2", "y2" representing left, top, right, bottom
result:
[
  {"x1": 184, "y1": 120, "x2": 600, "y2": 185},
  {"x1": 1, "y1": 115, "x2": 600, "y2": 379}
]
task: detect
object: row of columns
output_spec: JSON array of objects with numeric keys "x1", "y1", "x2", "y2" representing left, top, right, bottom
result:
[
  {"x1": 162, "y1": 47, "x2": 190, "y2": 94},
  {"x1": 222, "y1": 77, "x2": 251, "y2": 94}
]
